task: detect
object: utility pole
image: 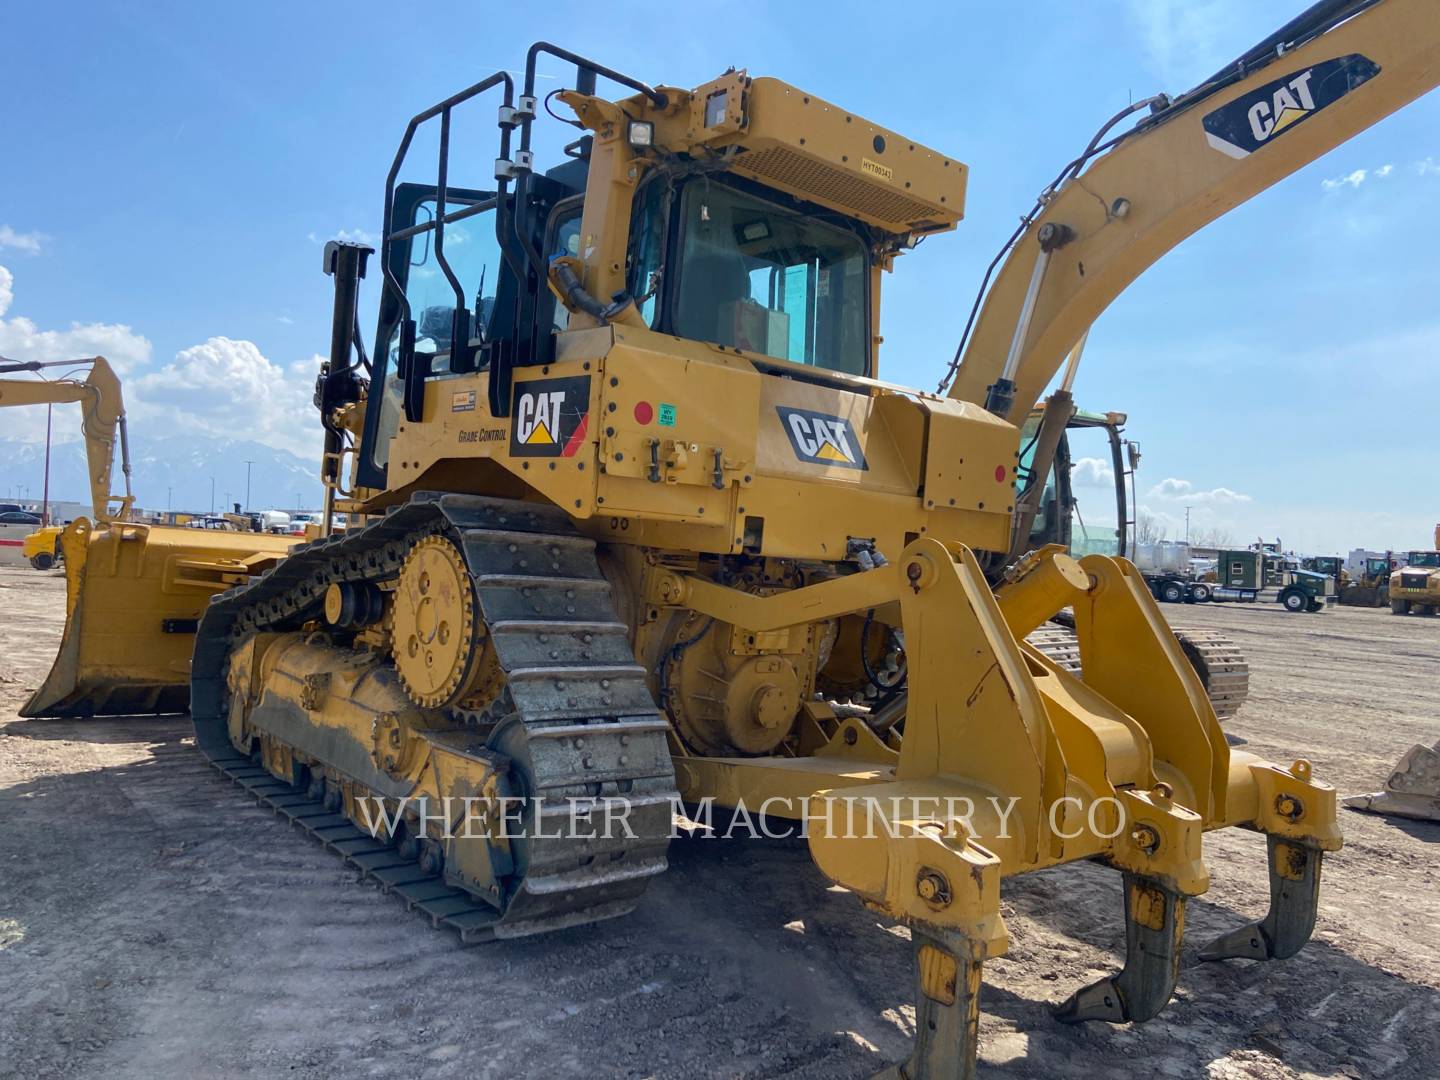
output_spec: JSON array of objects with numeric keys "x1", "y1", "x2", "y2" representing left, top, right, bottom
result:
[
  {"x1": 1185, "y1": 505, "x2": 1193, "y2": 544},
  {"x1": 167, "y1": 485, "x2": 173, "y2": 512},
  {"x1": 210, "y1": 476, "x2": 215, "y2": 514},
  {"x1": 42, "y1": 404, "x2": 53, "y2": 526},
  {"x1": 244, "y1": 460, "x2": 255, "y2": 511}
]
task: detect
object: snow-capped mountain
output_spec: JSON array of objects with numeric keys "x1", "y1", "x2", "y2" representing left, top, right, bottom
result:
[{"x1": 0, "y1": 434, "x2": 326, "y2": 514}]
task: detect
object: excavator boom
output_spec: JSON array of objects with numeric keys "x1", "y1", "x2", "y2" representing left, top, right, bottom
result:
[
  {"x1": 945, "y1": 0, "x2": 1440, "y2": 421},
  {"x1": 0, "y1": 356, "x2": 133, "y2": 522}
]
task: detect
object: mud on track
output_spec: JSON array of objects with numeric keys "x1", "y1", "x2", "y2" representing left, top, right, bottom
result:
[{"x1": 1, "y1": 564, "x2": 1437, "y2": 1078}]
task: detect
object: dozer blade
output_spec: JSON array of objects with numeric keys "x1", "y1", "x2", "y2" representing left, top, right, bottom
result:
[
  {"x1": 20, "y1": 518, "x2": 290, "y2": 718},
  {"x1": 1343, "y1": 740, "x2": 1440, "y2": 821}
]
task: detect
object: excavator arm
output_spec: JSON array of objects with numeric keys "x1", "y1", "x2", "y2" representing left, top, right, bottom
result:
[
  {"x1": 945, "y1": 0, "x2": 1440, "y2": 423},
  {"x1": 0, "y1": 356, "x2": 133, "y2": 521}
]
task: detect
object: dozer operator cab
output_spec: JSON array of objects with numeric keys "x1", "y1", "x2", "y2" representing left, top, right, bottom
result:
[{"x1": 324, "y1": 47, "x2": 1015, "y2": 574}]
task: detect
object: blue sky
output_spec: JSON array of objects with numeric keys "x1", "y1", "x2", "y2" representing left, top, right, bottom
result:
[{"x1": 2, "y1": 0, "x2": 1436, "y2": 553}]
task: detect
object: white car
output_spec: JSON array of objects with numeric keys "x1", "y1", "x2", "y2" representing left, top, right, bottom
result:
[{"x1": 0, "y1": 510, "x2": 44, "y2": 567}]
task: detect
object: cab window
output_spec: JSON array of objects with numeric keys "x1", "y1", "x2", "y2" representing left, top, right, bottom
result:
[
  {"x1": 373, "y1": 195, "x2": 500, "y2": 468},
  {"x1": 663, "y1": 179, "x2": 869, "y2": 375},
  {"x1": 627, "y1": 177, "x2": 670, "y2": 327},
  {"x1": 549, "y1": 201, "x2": 583, "y2": 330},
  {"x1": 404, "y1": 198, "x2": 502, "y2": 369}
]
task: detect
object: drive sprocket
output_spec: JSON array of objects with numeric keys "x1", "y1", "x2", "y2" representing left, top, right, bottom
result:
[{"x1": 391, "y1": 534, "x2": 502, "y2": 711}]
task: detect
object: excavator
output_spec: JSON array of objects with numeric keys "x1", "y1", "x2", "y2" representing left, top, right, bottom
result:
[
  {"x1": 16, "y1": 0, "x2": 1440, "y2": 1075},
  {"x1": 0, "y1": 356, "x2": 290, "y2": 715},
  {"x1": 1016, "y1": 399, "x2": 1252, "y2": 721}
]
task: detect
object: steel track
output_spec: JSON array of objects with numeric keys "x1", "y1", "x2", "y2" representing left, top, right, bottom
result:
[{"x1": 191, "y1": 493, "x2": 677, "y2": 942}]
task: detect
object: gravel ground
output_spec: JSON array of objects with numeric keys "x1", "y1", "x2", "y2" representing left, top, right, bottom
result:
[{"x1": 1, "y1": 563, "x2": 1437, "y2": 1079}]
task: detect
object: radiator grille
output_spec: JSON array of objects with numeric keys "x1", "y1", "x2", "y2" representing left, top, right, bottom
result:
[
  {"x1": 1401, "y1": 573, "x2": 1430, "y2": 590},
  {"x1": 735, "y1": 146, "x2": 947, "y2": 229}
]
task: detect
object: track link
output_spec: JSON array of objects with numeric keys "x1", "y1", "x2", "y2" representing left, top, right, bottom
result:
[
  {"x1": 1025, "y1": 621, "x2": 1249, "y2": 721},
  {"x1": 192, "y1": 492, "x2": 676, "y2": 942}
]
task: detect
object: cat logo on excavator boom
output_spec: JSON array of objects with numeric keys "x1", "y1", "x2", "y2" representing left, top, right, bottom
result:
[{"x1": 1203, "y1": 54, "x2": 1381, "y2": 159}]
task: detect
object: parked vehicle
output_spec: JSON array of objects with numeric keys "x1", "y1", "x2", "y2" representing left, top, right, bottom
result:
[{"x1": 22, "y1": 525, "x2": 63, "y2": 569}]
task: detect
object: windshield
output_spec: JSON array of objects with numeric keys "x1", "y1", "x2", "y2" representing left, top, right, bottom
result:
[
  {"x1": 668, "y1": 180, "x2": 868, "y2": 375},
  {"x1": 373, "y1": 196, "x2": 501, "y2": 468},
  {"x1": 1408, "y1": 551, "x2": 1440, "y2": 568}
]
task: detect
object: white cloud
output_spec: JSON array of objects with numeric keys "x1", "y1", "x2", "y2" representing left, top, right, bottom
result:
[
  {"x1": 0, "y1": 264, "x2": 152, "y2": 374},
  {"x1": 0, "y1": 225, "x2": 45, "y2": 255},
  {"x1": 1147, "y1": 477, "x2": 1251, "y2": 505},
  {"x1": 1321, "y1": 168, "x2": 1369, "y2": 191},
  {"x1": 308, "y1": 228, "x2": 376, "y2": 245},
  {"x1": 131, "y1": 338, "x2": 323, "y2": 460},
  {"x1": 1071, "y1": 456, "x2": 1115, "y2": 488},
  {"x1": 1321, "y1": 159, "x2": 1435, "y2": 191},
  {"x1": 1, "y1": 265, "x2": 324, "y2": 461}
]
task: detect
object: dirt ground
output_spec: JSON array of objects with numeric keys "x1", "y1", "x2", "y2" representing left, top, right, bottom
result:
[{"x1": 1, "y1": 563, "x2": 1437, "y2": 1080}]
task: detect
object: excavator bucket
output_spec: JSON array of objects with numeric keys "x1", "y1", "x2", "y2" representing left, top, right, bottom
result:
[
  {"x1": 21, "y1": 517, "x2": 291, "y2": 718},
  {"x1": 1344, "y1": 741, "x2": 1440, "y2": 822}
]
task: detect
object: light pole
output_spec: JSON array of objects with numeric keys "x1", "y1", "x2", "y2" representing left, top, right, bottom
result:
[
  {"x1": 167, "y1": 486, "x2": 173, "y2": 512},
  {"x1": 1184, "y1": 505, "x2": 1193, "y2": 544},
  {"x1": 210, "y1": 476, "x2": 215, "y2": 514},
  {"x1": 42, "y1": 404, "x2": 53, "y2": 526},
  {"x1": 244, "y1": 460, "x2": 255, "y2": 511}
]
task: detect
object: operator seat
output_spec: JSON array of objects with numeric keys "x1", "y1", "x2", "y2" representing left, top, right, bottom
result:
[{"x1": 675, "y1": 253, "x2": 751, "y2": 349}]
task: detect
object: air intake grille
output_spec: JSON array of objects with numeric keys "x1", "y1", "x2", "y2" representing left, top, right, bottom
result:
[
  {"x1": 1401, "y1": 573, "x2": 1430, "y2": 590},
  {"x1": 736, "y1": 146, "x2": 946, "y2": 229}
]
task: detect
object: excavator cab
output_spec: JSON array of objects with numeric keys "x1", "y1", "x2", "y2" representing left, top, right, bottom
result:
[{"x1": 1016, "y1": 406, "x2": 1130, "y2": 558}]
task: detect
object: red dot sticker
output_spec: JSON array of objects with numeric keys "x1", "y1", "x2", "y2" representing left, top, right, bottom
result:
[
  {"x1": 633, "y1": 401, "x2": 654, "y2": 424},
  {"x1": 994, "y1": 465, "x2": 1007, "y2": 483}
]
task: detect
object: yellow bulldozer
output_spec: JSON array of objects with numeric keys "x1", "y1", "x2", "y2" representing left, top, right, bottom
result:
[
  {"x1": 17, "y1": 1, "x2": 1440, "y2": 1075},
  {"x1": 0, "y1": 356, "x2": 291, "y2": 715}
]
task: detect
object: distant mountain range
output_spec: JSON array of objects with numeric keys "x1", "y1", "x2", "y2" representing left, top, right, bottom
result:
[{"x1": 0, "y1": 435, "x2": 326, "y2": 514}]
